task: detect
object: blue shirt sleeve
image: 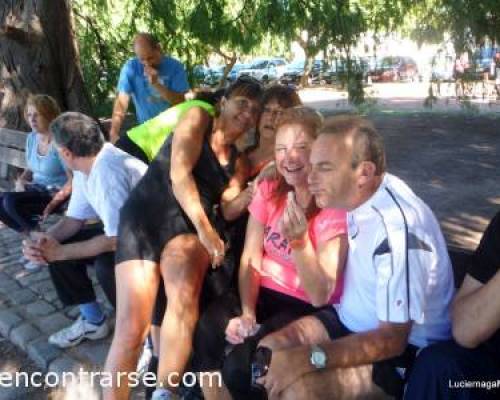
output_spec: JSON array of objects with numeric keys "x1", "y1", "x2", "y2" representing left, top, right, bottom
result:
[
  {"x1": 169, "y1": 60, "x2": 190, "y2": 93},
  {"x1": 117, "y1": 60, "x2": 135, "y2": 94}
]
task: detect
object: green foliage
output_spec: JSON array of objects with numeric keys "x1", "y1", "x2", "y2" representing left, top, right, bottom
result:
[
  {"x1": 407, "y1": 0, "x2": 500, "y2": 52},
  {"x1": 72, "y1": 0, "x2": 276, "y2": 112},
  {"x1": 75, "y1": 0, "x2": 473, "y2": 114}
]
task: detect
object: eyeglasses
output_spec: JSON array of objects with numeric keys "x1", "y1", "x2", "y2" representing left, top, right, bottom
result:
[{"x1": 262, "y1": 107, "x2": 284, "y2": 118}]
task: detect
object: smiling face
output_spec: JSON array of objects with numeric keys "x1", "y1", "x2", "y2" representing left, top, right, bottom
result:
[
  {"x1": 259, "y1": 99, "x2": 284, "y2": 142},
  {"x1": 26, "y1": 105, "x2": 50, "y2": 134},
  {"x1": 274, "y1": 122, "x2": 315, "y2": 188},
  {"x1": 220, "y1": 95, "x2": 260, "y2": 144}
]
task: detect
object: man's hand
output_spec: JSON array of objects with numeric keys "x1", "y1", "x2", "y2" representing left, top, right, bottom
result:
[
  {"x1": 23, "y1": 233, "x2": 64, "y2": 264},
  {"x1": 14, "y1": 178, "x2": 27, "y2": 192},
  {"x1": 257, "y1": 347, "x2": 309, "y2": 399},
  {"x1": 255, "y1": 161, "x2": 277, "y2": 183},
  {"x1": 42, "y1": 198, "x2": 62, "y2": 220},
  {"x1": 144, "y1": 65, "x2": 159, "y2": 85}
]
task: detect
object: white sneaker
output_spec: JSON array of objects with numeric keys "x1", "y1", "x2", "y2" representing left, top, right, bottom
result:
[
  {"x1": 48, "y1": 316, "x2": 109, "y2": 348},
  {"x1": 136, "y1": 341, "x2": 153, "y2": 376},
  {"x1": 24, "y1": 260, "x2": 44, "y2": 272},
  {"x1": 151, "y1": 388, "x2": 180, "y2": 400}
]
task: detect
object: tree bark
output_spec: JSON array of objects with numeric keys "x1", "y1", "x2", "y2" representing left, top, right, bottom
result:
[{"x1": 0, "y1": 0, "x2": 91, "y2": 130}]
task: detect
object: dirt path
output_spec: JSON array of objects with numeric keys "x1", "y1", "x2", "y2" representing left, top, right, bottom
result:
[{"x1": 365, "y1": 112, "x2": 499, "y2": 251}]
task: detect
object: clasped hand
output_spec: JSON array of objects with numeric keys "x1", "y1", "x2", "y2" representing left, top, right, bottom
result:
[
  {"x1": 280, "y1": 191, "x2": 307, "y2": 242},
  {"x1": 22, "y1": 232, "x2": 61, "y2": 264}
]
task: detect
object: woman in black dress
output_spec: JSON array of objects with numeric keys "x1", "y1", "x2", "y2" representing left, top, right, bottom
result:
[{"x1": 104, "y1": 78, "x2": 263, "y2": 399}]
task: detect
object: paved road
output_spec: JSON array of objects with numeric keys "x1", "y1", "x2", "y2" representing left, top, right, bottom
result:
[{"x1": 299, "y1": 82, "x2": 500, "y2": 114}]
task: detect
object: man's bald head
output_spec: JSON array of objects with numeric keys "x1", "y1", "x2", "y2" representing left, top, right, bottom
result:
[{"x1": 133, "y1": 33, "x2": 162, "y2": 67}]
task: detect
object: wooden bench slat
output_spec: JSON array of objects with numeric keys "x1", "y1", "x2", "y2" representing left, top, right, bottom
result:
[
  {"x1": 0, "y1": 146, "x2": 26, "y2": 169},
  {"x1": 0, "y1": 128, "x2": 28, "y2": 149}
]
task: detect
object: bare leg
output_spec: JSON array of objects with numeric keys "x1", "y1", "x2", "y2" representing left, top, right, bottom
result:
[
  {"x1": 199, "y1": 372, "x2": 231, "y2": 400},
  {"x1": 280, "y1": 365, "x2": 390, "y2": 400},
  {"x1": 103, "y1": 260, "x2": 160, "y2": 400},
  {"x1": 156, "y1": 234, "x2": 210, "y2": 391}
]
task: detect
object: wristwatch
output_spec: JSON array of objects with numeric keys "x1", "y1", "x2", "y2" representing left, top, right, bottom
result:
[{"x1": 310, "y1": 345, "x2": 327, "y2": 369}]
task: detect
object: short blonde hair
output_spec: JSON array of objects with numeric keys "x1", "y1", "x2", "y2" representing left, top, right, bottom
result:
[
  {"x1": 276, "y1": 106, "x2": 323, "y2": 138},
  {"x1": 25, "y1": 94, "x2": 61, "y2": 124}
]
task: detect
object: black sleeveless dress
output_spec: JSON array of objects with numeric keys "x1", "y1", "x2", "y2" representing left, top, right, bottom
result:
[{"x1": 116, "y1": 130, "x2": 237, "y2": 265}]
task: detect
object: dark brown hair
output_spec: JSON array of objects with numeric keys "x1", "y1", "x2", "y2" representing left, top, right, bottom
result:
[{"x1": 261, "y1": 84, "x2": 302, "y2": 109}]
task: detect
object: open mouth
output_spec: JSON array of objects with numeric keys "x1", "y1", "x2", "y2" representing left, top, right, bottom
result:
[{"x1": 284, "y1": 166, "x2": 303, "y2": 173}]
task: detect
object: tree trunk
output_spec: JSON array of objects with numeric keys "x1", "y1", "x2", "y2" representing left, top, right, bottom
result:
[
  {"x1": 0, "y1": 0, "x2": 91, "y2": 130},
  {"x1": 300, "y1": 53, "x2": 315, "y2": 87}
]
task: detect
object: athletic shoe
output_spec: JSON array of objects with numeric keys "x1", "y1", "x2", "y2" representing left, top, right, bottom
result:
[
  {"x1": 24, "y1": 260, "x2": 43, "y2": 272},
  {"x1": 48, "y1": 316, "x2": 109, "y2": 348},
  {"x1": 151, "y1": 388, "x2": 180, "y2": 400},
  {"x1": 136, "y1": 340, "x2": 153, "y2": 376}
]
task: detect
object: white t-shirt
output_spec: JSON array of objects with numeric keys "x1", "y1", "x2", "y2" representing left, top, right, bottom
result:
[
  {"x1": 338, "y1": 173, "x2": 455, "y2": 348},
  {"x1": 66, "y1": 143, "x2": 147, "y2": 237}
]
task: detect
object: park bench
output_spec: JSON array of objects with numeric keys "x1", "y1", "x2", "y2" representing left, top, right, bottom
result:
[{"x1": 0, "y1": 127, "x2": 27, "y2": 182}]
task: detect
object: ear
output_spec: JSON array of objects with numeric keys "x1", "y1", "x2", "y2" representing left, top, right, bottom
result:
[
  {"x1": 356, "y1": 161, "x2": 377, "y2": 187},
  {"x1": 220, "y1": 96, "x2": 227, "y2": 112},
  {"x1": 59, "y1": 146, "x2": 73, "y2": 160}
]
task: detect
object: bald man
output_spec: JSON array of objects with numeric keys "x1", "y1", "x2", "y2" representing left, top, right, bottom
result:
[{"x1": 109, "y1": 33, "x2": 188, "y2": 143}]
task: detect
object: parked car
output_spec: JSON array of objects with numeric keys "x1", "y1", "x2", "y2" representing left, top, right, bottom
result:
[
  {"x1": 280, "y1": 60, "x2": 328, "y2": 85},
  {"x1": 203, "y1": 66, "x2": 225, "y2": 86},
  {"x1": 315, "y1": 58, "x2": 369, "y2": 85},
  {"x1": 238, "y1": 58, "x2": 287, "y2": 82},
  {"x1": 192, "y1": 65, "x2": 209, "y2": 83},
  {"x1": 368, "y1": 56, "x2": 419, "y2": 82},
  {"x1": 227, "y1": 63, "x2": 250, "y2": 82}
]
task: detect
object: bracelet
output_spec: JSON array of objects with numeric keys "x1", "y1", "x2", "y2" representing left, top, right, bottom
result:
[{"x1": 289, "y1": 236, "x2": 307, "y2": 250}]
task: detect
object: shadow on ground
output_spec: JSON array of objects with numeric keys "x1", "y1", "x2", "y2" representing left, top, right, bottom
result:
[{"x1": 351, "y1": 113, "x2": 498, "y2": 251}]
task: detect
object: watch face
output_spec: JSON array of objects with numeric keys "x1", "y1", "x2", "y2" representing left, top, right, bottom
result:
[{"x1": 311, "y1": 347, "x2": 327, "y2": 368}]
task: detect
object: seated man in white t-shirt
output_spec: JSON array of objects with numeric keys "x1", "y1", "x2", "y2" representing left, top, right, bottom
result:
[
  {"x1": 23, "y1": 112, "x2": 147, "y2": 349},
  {"x1": 250, "y1": 115, "x2": 455, "y2": 399}
]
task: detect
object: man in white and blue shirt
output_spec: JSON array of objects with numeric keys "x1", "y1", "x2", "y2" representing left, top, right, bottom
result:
[
  {"x1": 23, "y1": 112, "x2": 147, "y2": 349},
  {"x1": 253, "y1": 115, "x2": 455, "y2": 400}
]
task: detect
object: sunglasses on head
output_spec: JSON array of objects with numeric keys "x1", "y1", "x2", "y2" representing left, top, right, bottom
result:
[{"x1": 235, "y1": 75, "x2": 263, "y2": 87}]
